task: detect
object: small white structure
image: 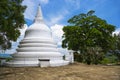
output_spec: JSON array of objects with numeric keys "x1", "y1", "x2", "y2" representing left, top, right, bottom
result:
[
  {"x1": 6, "y1": 5, "x2": 69, "y2": 67},
  {"x1": 65, "y1": 50, "x2": 74, "y2": 63}
]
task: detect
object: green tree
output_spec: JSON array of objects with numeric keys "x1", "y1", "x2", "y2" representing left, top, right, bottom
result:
[
  {"x1": 116, "y1": 32, "x2": 120, "y2": 50},
  {"x1": 62, "y1": 10, "x2": 116, "y2": 64},
  {"x1": 112, "y1": 32, "x2": 120, "y2": 62},
  {"x1": 0, "y1": 0, "x2": 26, "y2": 50}
]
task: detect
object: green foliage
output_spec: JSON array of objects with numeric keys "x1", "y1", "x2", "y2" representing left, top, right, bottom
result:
[
  {"x1": 101, "y1": 55, "x2": 118, "y2": 64},
  {"x1": 62, "y1": 10, "x2": 116, "y2": 65},
  {"x1": 0, "y1": 0, "x2": 26, "y2": 50},
  {"x1": 101, "y1": 58, "x2": 110, "y2": 64},
  {"x1": 6, "y1": 57, "x2": 12, "y2": 62},
  {"x1": 110, "y1": 32, "x2": 120, "y2": 61},
  {"x1": 116, "y1": 33, "x2": 120, "y2": 53},
  {"x1": 84, "y1": 47, "x2": 104, "y2": 65},
  {"x1": 74, "y1": 47, "x2": 104, "y2": 65}
]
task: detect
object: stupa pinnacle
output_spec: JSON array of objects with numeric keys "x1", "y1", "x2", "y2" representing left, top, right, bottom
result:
[
  {"x1": 34, "y1": 4, "x2": 44, "y2": 23},
  {"x1": 6, "y1": 4, "x2": 69, "y2": 67}
]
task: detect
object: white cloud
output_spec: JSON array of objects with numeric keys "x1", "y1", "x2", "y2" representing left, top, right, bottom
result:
[
  {"x1": 46, "y1": 9, "x2": 69, "y2": 26},
  {"x1": 22, "y1": 0, "x2": 36, "y2": 20},
  {"x1": 39, "y1": 0, "x2": 49, "y2": 4},
  {"x1": 51, "y1": 24, "x2": 64, "y2": 46},
  {"x1": 113, "y1": 28, "x2": 120, "y2": 35},
  {"x1": 47, "y1": 15, "x2": 63, "y2": 26},
  {"x1": 19, "y1": 24, "x2": 28, "y2": 36}
]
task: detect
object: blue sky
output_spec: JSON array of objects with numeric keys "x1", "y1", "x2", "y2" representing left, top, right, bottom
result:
[
  {"x1": 2, "y1": 0, "x2": 120, "y2": 54},
  {"x1": 22, "y1": 0, "x2": 120, "y2": 28}
]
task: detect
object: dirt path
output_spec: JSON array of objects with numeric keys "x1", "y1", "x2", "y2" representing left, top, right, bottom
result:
[{"x1": 0, "y1": 63, "x2": 120, "y2": 80}]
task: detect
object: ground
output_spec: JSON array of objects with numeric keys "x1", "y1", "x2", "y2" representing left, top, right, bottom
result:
[{"x1": 0, "y1": 63, "x2": 120, "y2": 80}]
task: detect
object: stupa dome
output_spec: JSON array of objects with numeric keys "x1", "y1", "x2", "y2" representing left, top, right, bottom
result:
[
  {"x1": 6, "y1": 4, "x2": 69, "y2": 67},
  {"x1": 25, "y1": 23, "x2": 51, "y2": 39}
]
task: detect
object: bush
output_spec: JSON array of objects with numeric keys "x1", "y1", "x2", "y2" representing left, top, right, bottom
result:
[
  {"x1": 101, "y1": 55, "x2": 118, "y2": 64},
  {"x1": 74, "y1": 47, "x2": 104, "y2": 65},
  {"x1": 6, "y1": 57, "x2": 12, "y2": 62},
  {"x1": 74, "y1": 52, "x2": 83, "y2": 62},
  {"x1": 101, "y1": 58, "x2": 110, "y2": 64}
]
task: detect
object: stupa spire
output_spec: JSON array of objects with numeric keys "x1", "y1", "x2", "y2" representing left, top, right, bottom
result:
[{"x1": 34, "y1": 4, "x2": 44, "y2": 23}]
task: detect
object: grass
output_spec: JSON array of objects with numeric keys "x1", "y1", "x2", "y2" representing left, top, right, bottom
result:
[{"x1": 0, "y1": 63, "x2": 120, "y2": 80}]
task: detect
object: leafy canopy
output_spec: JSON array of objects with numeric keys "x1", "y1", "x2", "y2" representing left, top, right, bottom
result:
[
  {"x1": 62, "y1": 10, "x2": 115, "y2": 52},
  {"x1": 62, "y1": 10, "x2": 116, "y2": 64},
  {"x1": 0, "y1": 0, "x2": 26, "y2": 50}
]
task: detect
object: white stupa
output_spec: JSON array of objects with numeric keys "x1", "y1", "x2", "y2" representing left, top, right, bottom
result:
[{"x1": 6, "y1": 5, "x2": 69, "y2": 67}]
